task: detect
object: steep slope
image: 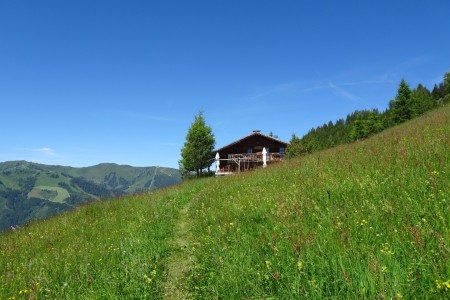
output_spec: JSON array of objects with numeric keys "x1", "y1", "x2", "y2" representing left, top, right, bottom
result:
[
  {"x1": 0, "y1": 105, "x2": 448, "y2": 299},
  {"x1": 0, "y1": 162, "x2": 181, "y2": 231},
  {"x1": 186, "y1": 105, "x2": 450, "y2": 299}
]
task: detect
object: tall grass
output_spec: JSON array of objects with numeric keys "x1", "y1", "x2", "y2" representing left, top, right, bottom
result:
[
  {"x1": 188, "y1": 106, "x2": 449, "y2": 299},
  {"x1": 0, "y1": 181, "x2": 206, "y2": 299},
  {"x1": 1, "y1": 105, "x2": 449, "y2": 299}
]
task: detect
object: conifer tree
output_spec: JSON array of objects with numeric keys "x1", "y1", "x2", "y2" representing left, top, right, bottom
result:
[
  {"x1": 443, "y1": 72, "x2": 450, "y2": 103},
  {"x1": 444, "y1": 72, "x2": 450, "y2": 93},
  {"x1": 180, "y1": 111, "x2": 215, "y2": 177},
  {"x1": 390, "y1": 79, "x2": 412, "y2": 124},
  {"x1": 410, "y1": 84, "x2": 435, "y2": 117},
  {"x1": 286, "y1": 134, "x2": 306, "y2": 158}
]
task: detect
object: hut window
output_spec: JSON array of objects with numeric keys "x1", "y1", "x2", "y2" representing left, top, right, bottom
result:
[
  {"x1": 247, "y1": 148, "x2": 253, "y2": 154},
  {"x1": 280, "y1": 147, "x2": 285, "y2": 154}
]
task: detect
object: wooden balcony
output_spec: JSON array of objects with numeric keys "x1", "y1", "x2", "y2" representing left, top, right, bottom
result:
[
  {"x1": 227, "y1": 152, "x2": 284, "y2": 162},
  {"x1": 216, "y1": 152, "x2": 285, "y2": 175}
]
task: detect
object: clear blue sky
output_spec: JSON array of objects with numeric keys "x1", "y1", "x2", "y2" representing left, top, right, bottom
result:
[{"x1": 1, "y1": 0, "x2": 449, "y2": 168}]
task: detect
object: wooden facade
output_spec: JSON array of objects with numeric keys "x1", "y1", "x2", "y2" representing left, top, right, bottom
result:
[{"x1": 215, "y1": 130, "x2": 288, "y2": 174}]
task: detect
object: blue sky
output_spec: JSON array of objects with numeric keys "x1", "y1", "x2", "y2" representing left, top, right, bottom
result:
[{"x1": 1, "y1": 0, "x2": 449, "y2": 168}]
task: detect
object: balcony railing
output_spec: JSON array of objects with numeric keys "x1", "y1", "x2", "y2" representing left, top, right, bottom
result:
[{"x1": 227, "y1": 152, "x2": 284, "y2": 162}]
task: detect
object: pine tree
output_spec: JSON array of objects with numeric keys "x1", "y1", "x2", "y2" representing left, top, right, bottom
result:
[
  {"x1": 431, "y1": 83, "x2": 445, "y2": 101},
  {"x1": 180, "y1": 111, "x2": 215, "y2": 177},
  {"x1": 443, "y1": 72, "x2": 450, "y2": 103},
  {"x1": 286, "y1": 134, "x2": 306, "y2": 159},
  {"x1": 390, "y1": 79, "x2": 412, "y2": 124},
  {"x1": 444, "y1": 72, "x2": 450, "y2": 92},
  {"x1": 410, "y1": 84, "x2": 435, "y2": 117}
]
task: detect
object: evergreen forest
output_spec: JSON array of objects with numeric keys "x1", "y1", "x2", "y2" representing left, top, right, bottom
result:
[{"x1": 287, "y1": 71, "x2": 450, "y2": 157}]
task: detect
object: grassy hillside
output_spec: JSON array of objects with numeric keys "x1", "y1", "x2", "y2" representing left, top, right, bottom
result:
[
  {"x1": 0, "y1": 162, "x2": 181, "y2": 231},
  {"x1": 1, "y1": 105, "x2": 449, "y2": 299}
]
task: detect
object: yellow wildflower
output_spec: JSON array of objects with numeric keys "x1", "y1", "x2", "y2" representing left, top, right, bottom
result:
[
  {"x1": 297, "y1": 261, "x2": 303, "y2": 272},
  {"x1": 265, "y1": 260, "x2": 271, "y2": 270},
  {"x1": 144, "y1": 274, "x2": 152, "y2": 284},
  {"x1": 436, "y1": 279, "x2": 450, "y2": 290}
]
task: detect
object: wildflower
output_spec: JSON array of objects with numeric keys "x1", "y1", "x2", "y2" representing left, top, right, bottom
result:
[
  {"x1": 265, "y1": 260, "x2": 271, "y2": 270},
  {"x1": 436, "y1": 279, "x2": 450, "y2": 290},
  {"x1": 297, "y1": 261, "x2": 303, "y2": 272},
  {"x1": 273, "y1": 272, "x2": 280, "y2": 280},
  {"x1": 380, "y1": 244, "x2": 394, "y2": 255},
  {"x1": 144, "y1": 274, "x2": 152, "y2": 284}
]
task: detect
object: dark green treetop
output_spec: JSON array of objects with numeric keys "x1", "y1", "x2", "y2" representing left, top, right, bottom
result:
[
  {"x1": 390, "y1": 78, "x2": 412, "y2": 124},
  {"x1": 180, "y1": 111, "x2": 215, "y2": 177}
]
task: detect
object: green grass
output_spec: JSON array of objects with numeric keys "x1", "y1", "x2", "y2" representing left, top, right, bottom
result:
[
  {"x1": 28, "y1": 186, "x2": 71, "y2": 203},
  {"x1": 1, "y1": 105, "x2": 449, "y2": 299},
  {"x1": 1, "y1": 180, "x2": 207, "y2": 299},
  {"x1": 187, "y1": 106, "x2": 450, "y2": 299}
]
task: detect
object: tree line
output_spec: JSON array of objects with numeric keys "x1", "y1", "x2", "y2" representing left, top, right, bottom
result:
[{"x1": 287, "y1": 71, "x2": 450, "y2": 158}]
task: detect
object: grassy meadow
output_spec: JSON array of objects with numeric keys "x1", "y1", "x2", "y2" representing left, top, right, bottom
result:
[
  {"x1": 0, "y1": 181, "x2": 206, "y2": 299},
  {"x1": 1, "y1": 105, "x2": 449, "y2": 299},
  {"x1": 187, "y1": 106, "x2": 449, "y2": 299}
]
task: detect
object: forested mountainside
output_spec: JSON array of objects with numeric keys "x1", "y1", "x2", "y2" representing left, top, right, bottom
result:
[{"x1": 0, "y1": 161, "x2": 181, "y2": 231}]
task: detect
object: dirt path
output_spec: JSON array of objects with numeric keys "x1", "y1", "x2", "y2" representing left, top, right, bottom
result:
[{"x1": 163, "y1": 200, "x2": 195, "y2": 299}]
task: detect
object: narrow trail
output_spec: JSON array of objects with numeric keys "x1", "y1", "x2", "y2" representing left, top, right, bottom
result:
[{"x1": 162, "y1": 198, "x2": 196, "y2": 299}]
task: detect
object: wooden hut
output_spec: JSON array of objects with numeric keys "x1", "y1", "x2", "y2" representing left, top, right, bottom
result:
[{"x1": 215, "y1": 130, "x2": 288, "y2": 174}]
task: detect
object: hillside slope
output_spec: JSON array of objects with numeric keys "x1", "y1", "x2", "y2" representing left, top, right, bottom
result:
[
  {"x1": 0, "y1": 105, "x2": 449, "y2": 299},
  {"x1": 0, "y1": 162, "x2": 181, "y2": 231}
]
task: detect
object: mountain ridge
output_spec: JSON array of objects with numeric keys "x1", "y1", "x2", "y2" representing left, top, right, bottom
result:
[{"x1": 0, "y1": 161, "x2": 181, "y2": 231}]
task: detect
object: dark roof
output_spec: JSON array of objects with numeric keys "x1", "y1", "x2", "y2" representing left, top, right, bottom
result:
[{"x1": 215, "y1": 131, "x2": 288, "y2": 152}]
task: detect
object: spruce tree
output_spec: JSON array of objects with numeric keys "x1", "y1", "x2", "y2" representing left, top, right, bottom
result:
[
  {"x1": 286, "y1": 134, "x2": 305, "y2": 158},
  {"x1": 444, "y1": 72, "x2": 450, "y2": 97},
  {"x1": 410, "y1": 84, "x2": 435, "y2": 117},
  {"x1": 390, "y1": 79, "x2": 412, "y2": 124},
  {"x1": 180, "y1": 111, "x2": 215, "y2": 177}
]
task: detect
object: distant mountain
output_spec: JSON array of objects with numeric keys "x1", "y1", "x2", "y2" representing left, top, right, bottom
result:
[{"x1": 0, "y1": 161, "x2": 181, "y2": 231}]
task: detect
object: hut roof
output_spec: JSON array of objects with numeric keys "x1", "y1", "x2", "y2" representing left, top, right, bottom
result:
[{"x1": 215, "y1": 130, "x2": 288, "y2": 152}]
